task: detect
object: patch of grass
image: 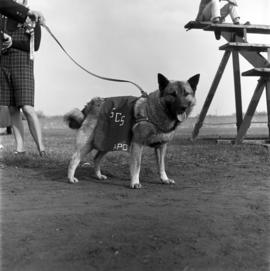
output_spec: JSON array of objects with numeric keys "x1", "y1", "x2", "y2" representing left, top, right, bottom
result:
[{"x1": 1, "y1": 117, "x2": 270, "y2": 176}]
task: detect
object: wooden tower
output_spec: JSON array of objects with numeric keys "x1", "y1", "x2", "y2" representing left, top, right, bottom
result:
[{"x1": 185, "y1": 21, "x2": 270, "y2": 143}]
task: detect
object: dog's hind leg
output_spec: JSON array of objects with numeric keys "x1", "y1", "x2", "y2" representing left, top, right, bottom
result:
[
  {"x1": 155, "y1": 143, "x2": 175, "y2": 185},
  {"x1": 94, "y1": 151, "x2": 108, "y2": 180},
  {"x1": 130, "y1": 142, "x2": 143, "y2": 189},
  {"x1": 67, "y1": 127, "x2": 94, "y2": 184}
]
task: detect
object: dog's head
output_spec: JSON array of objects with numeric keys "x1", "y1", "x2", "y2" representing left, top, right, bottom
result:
[{"x1": 158, "y1": 73, "x2": 200, "y2": 122}]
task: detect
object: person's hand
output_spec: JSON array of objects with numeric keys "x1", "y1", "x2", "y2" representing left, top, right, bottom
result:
[
  {"x1": 2, "y1": 33, "x2": 12, "y2": 51},
  {"x1": 27, "y1": 10, "x2": 45, "y2": 25}
]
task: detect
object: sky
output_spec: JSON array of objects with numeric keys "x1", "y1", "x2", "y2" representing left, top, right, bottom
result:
[{"x1": 27, "y1": 0, "x2": 270, "y2": 116}]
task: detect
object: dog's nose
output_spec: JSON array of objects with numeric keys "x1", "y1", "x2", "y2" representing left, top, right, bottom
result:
[{"x1": 179, "y1": 106, "x2": 187, "y2": 113}]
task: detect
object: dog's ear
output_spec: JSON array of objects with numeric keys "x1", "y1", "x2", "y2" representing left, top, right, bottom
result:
[
  {"x1": 158, "y1": 73, "x2": 169, "y2": 93},
  {"x1": 188, "y1": 74, "x2": 200, "y2": 92}
]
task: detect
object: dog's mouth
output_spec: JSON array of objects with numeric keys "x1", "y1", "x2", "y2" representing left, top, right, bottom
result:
[{"x1": 177, "y1": 112, "x2": 187, "y2": 122}]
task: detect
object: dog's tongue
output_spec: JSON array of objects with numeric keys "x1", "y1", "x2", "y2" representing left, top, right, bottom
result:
[{"x1": 177, "y1": 112, "x2": 186, "y2": 122}]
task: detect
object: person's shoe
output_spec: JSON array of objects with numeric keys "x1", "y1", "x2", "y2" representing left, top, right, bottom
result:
[
  {"x1": 6, "y1": 126, "x2": 12, "y2": 135},
  {"x1": 233, "y1": 17, "x2": 241, "y2": 25},
  {"x1": 220, "y1": 17, "x2": 225, "y2": 24},
  {"x1": 39, "y1": 151, "x2": 47, "y2": 157},
  {"x1": 212, "y1": 17, "x2": 221, "y2": 24},
  {"x1": 214, "y1": 30, "x2": 221, "y2": 40},
  {"x1": 211, "y1": 17, "x2": 221, "y2": 40}
]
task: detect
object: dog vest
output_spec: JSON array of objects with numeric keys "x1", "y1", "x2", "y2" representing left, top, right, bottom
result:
[{"x1": 93, "y1": 96, "x2": 138, "y2": 152}]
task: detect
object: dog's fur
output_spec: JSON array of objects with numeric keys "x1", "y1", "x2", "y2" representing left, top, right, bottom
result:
[{"x1": 64, "y1": 73, "x2": 200, "y2": 188}]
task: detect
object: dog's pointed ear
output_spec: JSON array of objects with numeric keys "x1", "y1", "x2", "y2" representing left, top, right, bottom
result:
[
  {"x1": 188, "y1": 74, "x2": 200, "y2": 92},
  {"x1": 158, "y1": 73, "x2": 169, "y2": 93}
]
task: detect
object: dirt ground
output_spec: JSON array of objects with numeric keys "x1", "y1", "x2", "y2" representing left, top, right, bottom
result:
[{"x1": 1, "y1": 119, "x2": 270, "y2": 271}]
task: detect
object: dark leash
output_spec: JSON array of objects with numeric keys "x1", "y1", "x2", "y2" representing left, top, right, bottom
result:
[{"x1": 43, "y1": 24, "x2": 148, "y2": 97}]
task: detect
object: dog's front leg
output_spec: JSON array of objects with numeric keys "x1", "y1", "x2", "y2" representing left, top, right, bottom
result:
[
  {"x1": 130, "y1": 142, "x2": 143, "y2": 189},
  {"x1": 155, "y1": 143, "x2": 175, "y2": 185}
]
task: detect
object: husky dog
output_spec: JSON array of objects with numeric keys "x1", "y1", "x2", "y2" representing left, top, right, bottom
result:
[{"x1": 65, "y1": 73, "x2": 200, "y2": 189}]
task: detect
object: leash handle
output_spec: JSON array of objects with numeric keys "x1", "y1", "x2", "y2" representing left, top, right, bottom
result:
[{"x1": 43, "y1": 24, "x2": 148, "y2": 97}]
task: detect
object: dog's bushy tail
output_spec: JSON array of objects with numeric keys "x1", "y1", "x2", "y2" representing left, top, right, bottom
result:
[
  {"x1": 64, "y1": 98, "x2": 104, "y2": 130},
  {"x1": 64, "y1": 108, "x2": 85, "y2": 129}
]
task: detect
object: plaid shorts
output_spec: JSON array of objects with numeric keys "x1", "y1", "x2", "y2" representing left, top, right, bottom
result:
[{"x1": 0, "y1": 27, "x2": 35, "y2": 107}]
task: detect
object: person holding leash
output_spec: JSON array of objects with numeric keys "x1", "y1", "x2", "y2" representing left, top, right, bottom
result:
[
  {"x1": 1, "y1": 0, "x2": 45, "y2": 53},
  {"x1": 0, "y1": 0, "x2": 45, "y2": 23},
  {"x1": 0, "y1": 0, "x2": 46, "y2": 155}
]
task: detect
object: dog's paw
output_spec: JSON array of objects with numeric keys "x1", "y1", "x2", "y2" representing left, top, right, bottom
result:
[
  {"x1": 68, "y1": 177, "x2": 79, "y2": 184},
  {"x1": 161, "y1": 178, "x2": 175, "y2": 185},
  {"x1": 94, "y1": 169, "x2": 108, "y2": 180},
  {"x1": 130, "y1": 183, "x2": 142, "y2": 189},
  {"x1": 97, "y1": 174, "x2": 108, "y2": 180}
]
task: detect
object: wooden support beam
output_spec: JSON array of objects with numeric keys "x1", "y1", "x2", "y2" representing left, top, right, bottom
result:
[
  {"x1": 235, "y1": 79, "x2": 266, "y2": 144},
  {"x1": 242, "y1": 68, "x2": 270, "y2": 77},
  {"x1": 232, "y1": 51, "x2": 243, "y2": 131},
  {"x1": 265, "y1": 80, "x2": 270, "y2": 139},
  {"x1": 221, "y1": 33, "x2": 270, "y2": 68},
  {"x1": 219, "y1": 42, "x2": 270, "y2": 52},
  {"x1": 192, "y1": 50, "x2": 231, "y2": 140},
  {"x1": 266, "y1": 49, "x2": 270, "y2": 139}
]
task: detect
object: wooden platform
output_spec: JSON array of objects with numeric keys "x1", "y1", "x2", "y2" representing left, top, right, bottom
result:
[{"x1": 185, "y1": 21, "x2": 270, "y2": 35}]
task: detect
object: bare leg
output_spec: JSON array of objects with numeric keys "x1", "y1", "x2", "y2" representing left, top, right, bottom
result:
[
  {"x1": 130, "y1": 142, "x2": 143, "y2": 189},
  {"x1": 94, "y1": 151, "x2": 108, "y2": 180},
  {"x1": 22, "y1": 105, "x2": 45, "y2": 153},
  {"x1": 200, "y1": 0, "x2": 221, "y2": 21},
  {"x1": 220, "y1": 3, "x2": 240, "y2": 23},
  {"x1": 8, "y1": 106, "x2": 25, "y2": 152},
  {"x1": 209, "y1": 0, "x2": 221, "y2": 21},
  {"x1": 155, "y1": 144, "x2": 175, "y2": 184}
]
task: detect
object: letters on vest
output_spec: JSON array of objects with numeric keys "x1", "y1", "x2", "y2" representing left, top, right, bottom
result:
[{"x1": 93, "y1": 96, "x2": 138, "y2": 152}]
